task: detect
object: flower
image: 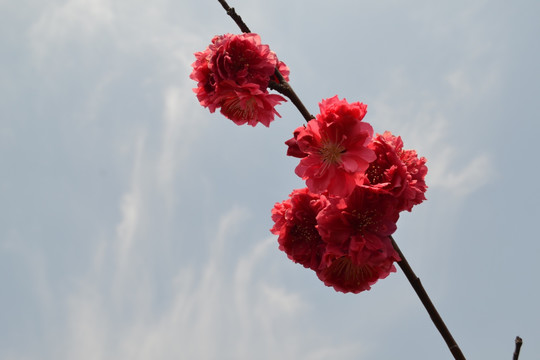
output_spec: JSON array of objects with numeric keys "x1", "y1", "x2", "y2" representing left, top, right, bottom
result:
[
  {"x1": 316, "y1": 236, "x2": 399, "y2": 294},
  {"x1": 364, "y1": 131, "x2": 428, "y2": 211},
  {"x1": 190, "y1": 33, "x2": 288, "y2": 126},
  {"x1": 190, "y1": 46, "x2": 219, "y2": 112},
  {"x1": 217, "y1": 81, "x2": 286, "y2": 127},
  {"x1": 271, "y1": 185, "x2": 404, "y2": 293},
  {"x1": 399, "y1": 144, "x2": 428, "y2": 211},
  {"x1": 208, "y1": 33, "x2": 277, "y2": 87},
  {"x1": 284, "y1": 127, "x2": 307, "y2": 158},
  {"x1": 317, "y1": 187, "x2": 400, "y2": 256},
  {"x1": 271, "y1": 188, "x2": 329, "y2": 270},
  {"x1": 315, "y1": 187, "x2": 401, "y2": 293},
  {"x1": 287, "y1": 96, "x2": 376, "y2": 197}
]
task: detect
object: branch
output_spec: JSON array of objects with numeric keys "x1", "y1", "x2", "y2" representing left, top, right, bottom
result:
[
  {"x1": 217, "y1": 2, "x2": 466, "y2": 359},
  {"x1": 217, "y1": 0, "x2": 251, "y2": 33},
  {"x1": 269, "y1": 80, "x2": 315, "y2": 122},
  {"x1": 390, "y1": 236, "x2": 466, "y2": 360},
  {"x1": 513, "y1": 336, "x2": 523, "y2": 360}
]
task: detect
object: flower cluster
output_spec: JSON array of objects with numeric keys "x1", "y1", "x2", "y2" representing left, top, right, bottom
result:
[
  {"x1": 190, "y1": 33, "x2": 289, "y2": 127},
  {"x1": 271, "y1": 96, "x2": 428, "y2": 293},
  {"x1": 192, "y1": 34, "x2": 428, "y2": 294}
]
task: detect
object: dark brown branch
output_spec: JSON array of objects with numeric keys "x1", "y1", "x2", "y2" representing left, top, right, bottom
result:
[
  {"x1": 390, "y1": 236, "x2": 466, "y2": 360},
  {"x1": 217, "y1": 0, "x2": 315, "y2": 123},
  {"x1": 513, "y1": 336, "x2": 523, "y2": 360},
  {"x1": 269, "y1": 80, "x2": 315, "y2": 122},
  {"x1": 217, "y1": 0, "x2": 251, "y2": 33},
  {"x1": 217, "y1": 1, "x2": 466, "y2": 359}
]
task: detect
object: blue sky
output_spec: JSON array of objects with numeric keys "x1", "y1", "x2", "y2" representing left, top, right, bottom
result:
[{"x1": 1, "y1": 0, "x2": 539, "y2": 359}]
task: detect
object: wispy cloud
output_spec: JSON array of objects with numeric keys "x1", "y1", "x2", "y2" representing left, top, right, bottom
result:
[
  {"x1": 371, "y1": 98, "x2": 495, "y2": 199},
  {"x1": 157, "y1": 84, "x2": 208, "y2": 202},
  {"x1": 63, "y1": 204, "x2": 364, "y2": 360},
  {"x1": 113, "y1": 130, "x2": 146, "y2": 289},
  {"x1": 429, "y1": 151, "x2": 493, "y2": 197},
  {"x1": 28, "y1": 0, "x2": 114, "y2": 63}
]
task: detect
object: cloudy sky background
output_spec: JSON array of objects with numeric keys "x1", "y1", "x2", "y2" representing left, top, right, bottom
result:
[{"x1": 1, "y1": 0, "x2": 539, "y2": 359}]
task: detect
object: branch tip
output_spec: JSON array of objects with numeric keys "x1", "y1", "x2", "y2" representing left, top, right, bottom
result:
[{"x1": 513, "y1": 336, "x2": 523, "y2": 360}]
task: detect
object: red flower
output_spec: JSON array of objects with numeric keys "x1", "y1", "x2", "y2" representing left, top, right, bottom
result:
[
  {"x1": 284, "y1": 127, "x2": 307, "y2": 158},
  {"x1": 190, "y1": 46, "x2": 220, "y2": 112},
  {"x1": 217, "y1": 82, "x2": 285, "y2": 127},
  {"x1": 287, "y1": 96, "x2": 376, "y2": 197},
  {"x1": 365, "y1": 131, "x2": 428, "y2": 211},
  {"x1": 270, "y1": 188, "x2": 329, "y2": 271},
  {"x1": 208, "y1": 33, "x2": 277, "y2": 88},
  {"x1": 399, "y1": 145, "x2": 428, "y2": 211},
  {"x1": 190, "y1": 33, "x2": 288, "y2": 127},
  {"x1": 317, "y1": 187, "x2": 399, "y2": 251},
  {"x1": 315, "y1": 187, "x2": 401, "y2": 293},
  {"x1": 316, "y1": 236, "x2": 398, "y2": 294}
]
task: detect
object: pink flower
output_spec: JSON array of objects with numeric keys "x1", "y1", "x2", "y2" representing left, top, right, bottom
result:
[
  {"x1": 399, "y1": 145, "x2": 428, "y2": 211},
  {"x1": 270, "y1": 186, "x2": 402, "y2": 293},
  {"x1": 316, "y1": 236, "x2": 399, "y2": 294},
  {"x1": 271, "y1": 188, "x2": 329, "y2": 270},
  {"x1": 190, "y1": 46, "x2": 219, "y2": 112},
  {"x1": 315, "y1": 187, "x2": 401, "y2": 293},
  {"x1": 364, "y1": 131, "x2": 428, "y2": 211},
  {"x1": 217, "y1": 81, "x2": 286, "y2": 127},
  {"x1": 208, "y1": 33, "x2": 277, "y2": 88},
  {"x1": 287, "y1": 96, "x2": 376, "y2": 197},
  {"x1": 284, "y1": 127, "x2": 307, "y2": 158},
  {"x1": 190, "y1": 33, "x2": 288, "y2": 126},
  {"x1": 317, "y1": 187, "x2": 400, "y2": 252}
]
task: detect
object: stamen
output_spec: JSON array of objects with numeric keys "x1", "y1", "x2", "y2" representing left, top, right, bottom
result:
[{"x1": 319, "y1": 139, "x2": 346, "y2": 165}]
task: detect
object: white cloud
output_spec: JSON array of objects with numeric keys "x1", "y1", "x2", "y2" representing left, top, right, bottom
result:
[
  {"x1": 28, "y1": 0, "x2": 114, "y2": 61},
  {"x1": 157, "y1": 85, "x2": 208, "y2": 200},
  {"x1": 444, "y1": 52, "x2": 502, "y2": 100},
  {"x1": 60, "y1": 207, "x2": 315, "y2": 359},
  {"x1": 113, "y1": 130, "x2": 146, "y2": 286},
  {"x1": 429, "y1": 152, "x2": 493, "y2": 196},
  {"x1": 408, "y1": 112, "x2": 495, "y2": 198},
  {"x1": 371, "y1": 99, "x2": 495, "y2": 198},
  {"x1": 65, "y1": 287, "x2": 107, "y2": 359},
  {"x1": 445, "y1": 69, "x2": 473, "y2": 96},
  {"x1": 366, "y1": 23, "x2": 502, "y2": 200}
]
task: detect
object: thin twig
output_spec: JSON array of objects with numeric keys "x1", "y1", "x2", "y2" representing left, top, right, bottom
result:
[
  {"x1": 390, "y1": 236, "x2": 466, "y2": 360},
  {"x1": 217, "y1": 0, "x2": 251, "y2": 33},
  {"x1": 269, "y1": 80, "x2": 315, "y2": 122},
  {"x1": 513, "y1": 336, "x2": 523, "y2": 360}
]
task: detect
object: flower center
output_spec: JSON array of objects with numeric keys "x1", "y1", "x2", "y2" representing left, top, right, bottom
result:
[
  {"x1": 327, "y1": 256, "x2": 374, "y2": 286},
  {"x1": 221, "y1": 96, "x2": 257, "y2": 121},
  {"x1": 352, "y1": 209, "x2": 376, "y2": 233},
  {"x1": 320, "y1": 140, "x2": 346, "y2": 165},
  {"x1": 291, "y1": 223, "x2": 319, "y2": 245},
  {"x1": 366, "y1": 162, "x2": 384, "y2": 184}
]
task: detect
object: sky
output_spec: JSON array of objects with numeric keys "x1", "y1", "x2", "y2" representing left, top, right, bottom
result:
[{"x1": 1, "y1": 0, "x2": 539, "y2": 359}]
